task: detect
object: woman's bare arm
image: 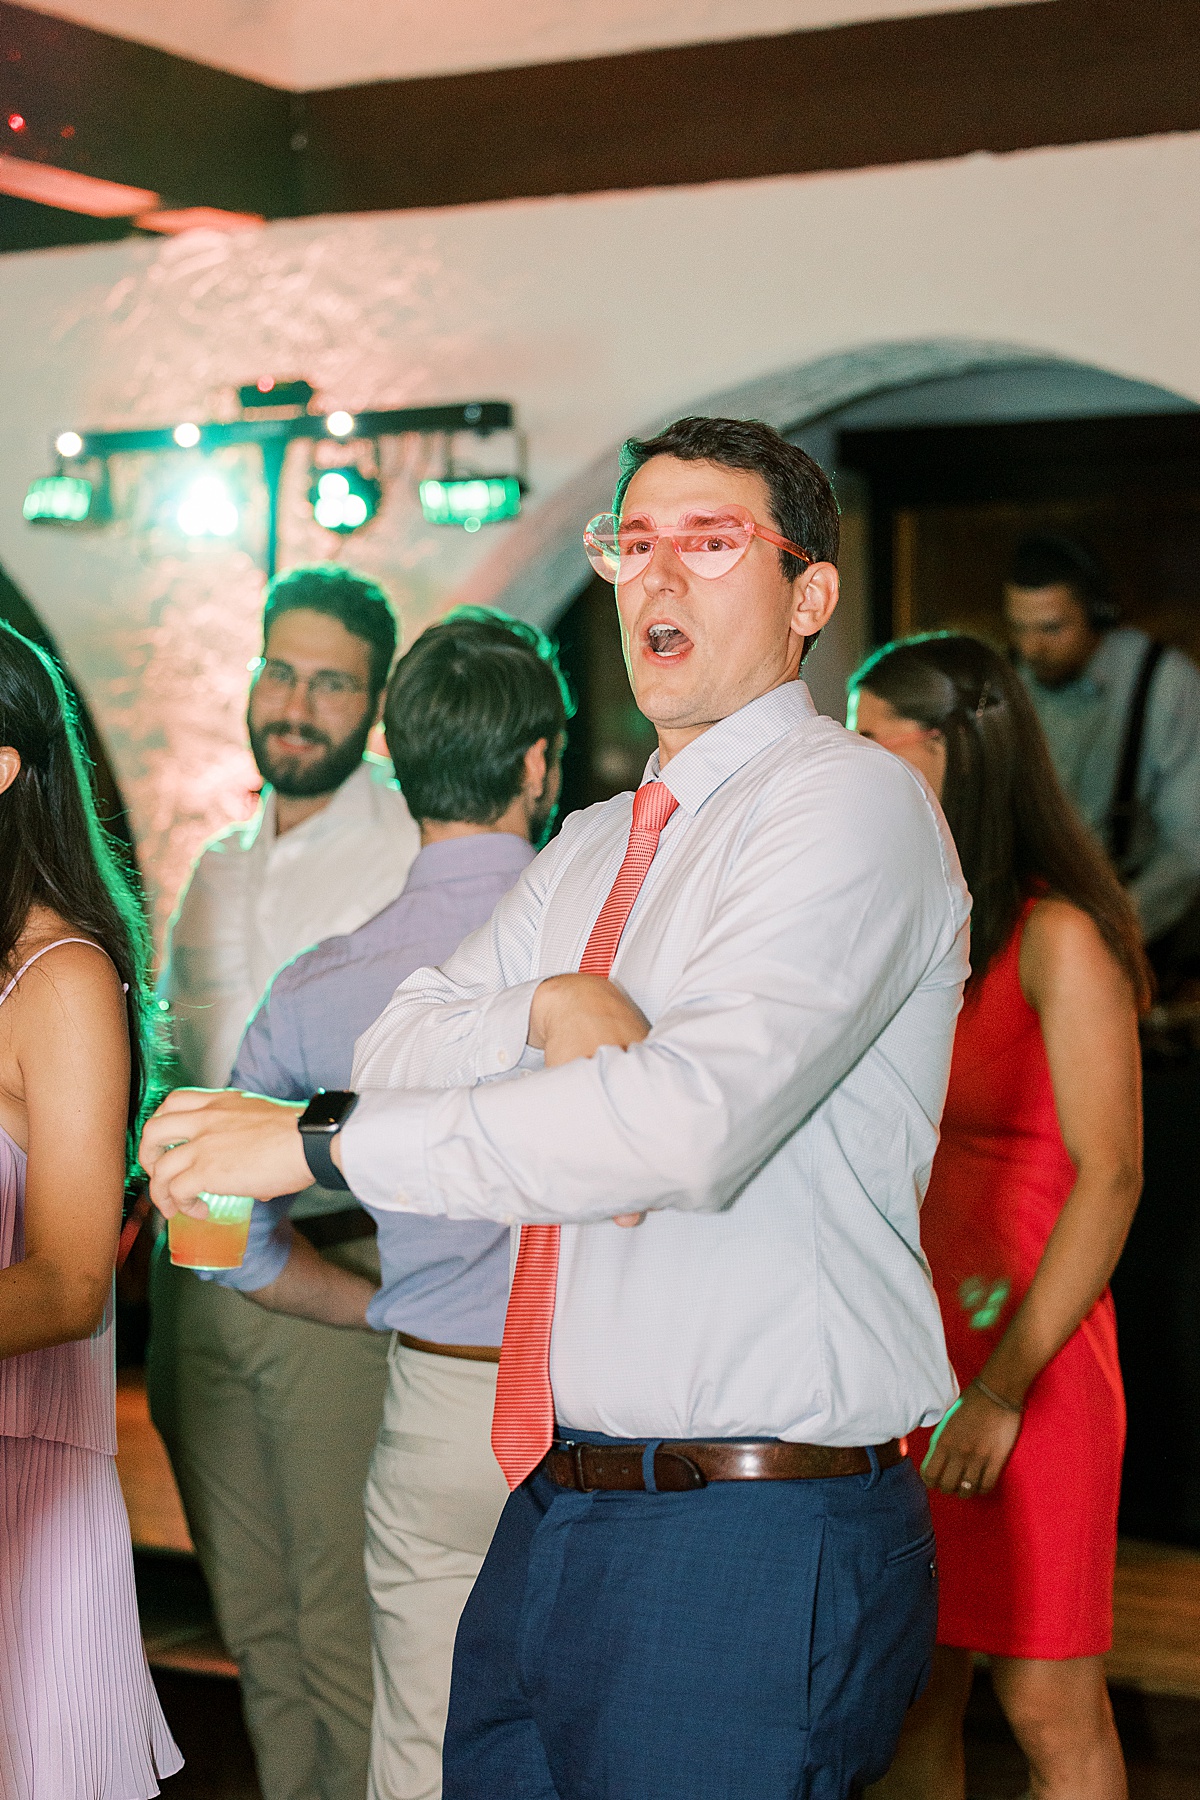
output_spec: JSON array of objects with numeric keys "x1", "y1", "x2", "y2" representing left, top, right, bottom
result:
[
  {"x1": 0, "y1": 942, "x2": 128, "y2": 1356},
  {"x1": 922, "y1": 898, "x2": 1142, "y2": 1497}
]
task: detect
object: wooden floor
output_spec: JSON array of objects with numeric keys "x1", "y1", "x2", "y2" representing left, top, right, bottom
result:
[
  {"x1": 1110, "y1": 1539, "x2": 1200, "y2": 1702},
  {"x1": 116, "y1": 1367, "x2": 1200, "y2": 1703}
]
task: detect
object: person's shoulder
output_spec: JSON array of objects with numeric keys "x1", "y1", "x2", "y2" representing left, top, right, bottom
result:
[
  {"x1": 360, "y1": 755, "x2": 412, "y2": 809},
  {"x1": 194, "y1": 799, "x2": 266, "y2": 860},
  {"x1": 1154, "y1": 641, "x2": 1200, "y2": 693},
  {"x1": 4, "y1": 925, "x2": 123, "y2": 1023},
  {"x1": 1020, "y1": 895, "x2": 1134, "y2": 1002},
  {"x1": 766, "y1": 711, "x2": 938, "y2": 814},
  {"x1": 352, "y1": 755, "x2": 419, "y2": 836},
  {"x1": 174, "y1": 805, "x2": 265, "y2": 909},
  {"x1": 1022, "y1": 895, "x2": 1114, "y2": 976}
]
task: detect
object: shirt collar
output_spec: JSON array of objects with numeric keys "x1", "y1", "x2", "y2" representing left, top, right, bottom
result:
[
  {"x1": 258, "y1": 755, "x2": 390, "y2": 851},
  {"x1": 402, "y1": 832, "x2": 535, "y2": 892},
  {"x1": 642, "y1": 680, "x2": 818, "y2": 815}
]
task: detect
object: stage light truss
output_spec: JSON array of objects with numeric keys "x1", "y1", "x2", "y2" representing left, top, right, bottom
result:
[{"x1": 29, "y1": 398, "x2": 519, "y2": 577}]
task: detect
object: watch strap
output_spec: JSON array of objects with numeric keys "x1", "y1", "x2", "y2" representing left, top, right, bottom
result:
[{"x1": 300, "y1": 1128, "x2": 351, "y2": 1192}]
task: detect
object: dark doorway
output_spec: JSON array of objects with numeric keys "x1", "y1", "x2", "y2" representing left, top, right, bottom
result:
[
  {"x1": 0, "y1": 561, "x2": 138, "y2": 865},
  {"x1": 837, "y1": 410, "x2": 1200, "y2": 656}
]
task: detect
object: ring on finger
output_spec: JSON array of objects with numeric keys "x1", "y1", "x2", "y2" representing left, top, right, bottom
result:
[{"x1": 958, "y1": 1477, "x2": 975, "y2": 1493}]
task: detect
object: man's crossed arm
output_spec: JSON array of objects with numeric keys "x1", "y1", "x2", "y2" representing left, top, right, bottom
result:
[{"x1": 139, "y1": 974, "x2": 651, "y2": 1222}]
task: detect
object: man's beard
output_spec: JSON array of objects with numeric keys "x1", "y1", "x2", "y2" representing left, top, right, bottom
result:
[
  {"x1": 528, "y1": 788, "x2": 557, "y2": 848},
  {"x1": 248, "y1": 715, "x2": 374, "y2": 799}
]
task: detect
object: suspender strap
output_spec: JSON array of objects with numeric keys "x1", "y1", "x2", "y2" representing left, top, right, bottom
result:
[{"x1": 1108, "y1": 640, "x2": 1165, "y2": 866}]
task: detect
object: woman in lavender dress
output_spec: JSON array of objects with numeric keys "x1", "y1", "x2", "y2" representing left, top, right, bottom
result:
[{"x1": 0, "y1": 621, "x2": 181, "y2": 1798}]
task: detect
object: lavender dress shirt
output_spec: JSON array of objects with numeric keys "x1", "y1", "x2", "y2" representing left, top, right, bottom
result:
[{"x1": 212, "y1": 832, "x2": 533, "y2": 1346}]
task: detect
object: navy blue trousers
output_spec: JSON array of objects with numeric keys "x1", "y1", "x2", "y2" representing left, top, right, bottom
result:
[{"x1": 443, "y1": 1437, "x2": 937, "y2": 1800}]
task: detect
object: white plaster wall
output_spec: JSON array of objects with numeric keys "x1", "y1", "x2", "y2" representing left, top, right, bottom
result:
[{"x1": 1, "y1": 126, "x2": 1198, "y2": 937}]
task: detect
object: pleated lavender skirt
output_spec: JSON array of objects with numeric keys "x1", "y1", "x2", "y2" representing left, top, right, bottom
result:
[{"x1": 0, "y1": 1434, "x2": 184, "y2": 1799}]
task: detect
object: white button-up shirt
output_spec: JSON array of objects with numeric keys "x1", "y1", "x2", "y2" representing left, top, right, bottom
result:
[
  {"x1": 165, "y1": 755, "x2": 419, "y2": 1089},
  {"x1": 348, "y1": 684, "x2": 969, "y2": 1445}
]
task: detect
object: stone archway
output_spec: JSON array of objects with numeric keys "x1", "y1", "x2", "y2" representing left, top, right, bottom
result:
[{"x1": 462, "y1": 337, "x2": 1193, "y2": 633}]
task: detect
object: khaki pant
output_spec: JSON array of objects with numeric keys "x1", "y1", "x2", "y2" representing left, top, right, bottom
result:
[
  {"x1": 147, "y1": 1237, "x2": 389, "y2": 1800},
  {"x1": 364, "y1": 1339, "x2": 509, "y2": 1800}
]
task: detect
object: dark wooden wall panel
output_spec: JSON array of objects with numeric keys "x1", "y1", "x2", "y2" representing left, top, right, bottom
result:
[{"x1": 2, "y1": 0, "x2": 1200, "y2": 250}]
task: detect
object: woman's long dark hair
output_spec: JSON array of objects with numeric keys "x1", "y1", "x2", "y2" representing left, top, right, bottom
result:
[
  {"x1": 0, "y1": 620, "x2": 155, "y2": 1149},
  {"x1": 849, "y1": 632, "x2": 1151, "y2": 1008}
]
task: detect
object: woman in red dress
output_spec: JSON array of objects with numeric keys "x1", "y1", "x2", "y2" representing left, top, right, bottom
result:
[{"x1": 850, "y1": 633, "x2": 1148, "y2": 1800}]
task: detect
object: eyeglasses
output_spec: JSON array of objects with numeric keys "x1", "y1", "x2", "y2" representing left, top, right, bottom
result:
[
  {"x1": 583, "y1": 504, "x2": 813, "y2": 585},
  {"x1": 249, "y1": 658, "x2": 369, "y2": 703}
]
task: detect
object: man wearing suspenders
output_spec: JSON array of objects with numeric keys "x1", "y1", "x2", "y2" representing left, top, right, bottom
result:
[{"x1": 1005, "y1": 532, "x2": 1200, "y2": 981}]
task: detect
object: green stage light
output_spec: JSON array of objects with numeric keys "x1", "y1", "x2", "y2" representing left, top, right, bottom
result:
[
  {"x1": 419, "y1": 475, "x2": 522, "y2": 531},
  {"x1": 310, "y1": 467, "x2": 380, "y2": 534},
  {"x1": 23, "y1": 474, "x2": 95, "y2": 524}
]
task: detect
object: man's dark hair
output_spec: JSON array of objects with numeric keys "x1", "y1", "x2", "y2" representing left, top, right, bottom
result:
[
  {"x1": 384, "y1": 607, "x2": 573, "y2": 825},
  {"x1": 262, "y1": 564, "x2": 397, "y2": 696},
  {"x1": 1007, "y1": 533, "x2": 1118, "y2": 629},
  {"x1": 613, "y1": 416, "x2": 840, "y2": 579}
]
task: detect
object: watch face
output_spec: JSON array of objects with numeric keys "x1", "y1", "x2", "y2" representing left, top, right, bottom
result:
[{"x1": 303, "y1": 1090, "x2": 356, "y2": 1131}]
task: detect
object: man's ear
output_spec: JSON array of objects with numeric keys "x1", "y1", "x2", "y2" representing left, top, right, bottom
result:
[
  {"x1": 523, "y1": 737, "x2": 549, "y2": 798},
  {"x1": 791, "y1": 563, "x2": 839, "y2": 642},
  {"x1": 0, "y1": 747, "x2": 21, "y2": 797}
]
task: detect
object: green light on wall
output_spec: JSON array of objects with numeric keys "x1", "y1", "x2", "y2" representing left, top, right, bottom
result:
[
  {"x1": 23, "y1": 474, "x2": 95, "y2": 524},
  {"x1": 419, "y1": 476, "x2": 522, "y2": 532}
]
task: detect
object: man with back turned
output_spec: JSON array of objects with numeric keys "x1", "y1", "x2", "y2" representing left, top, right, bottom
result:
[{"x1": 143, "y1": 416, "x2": 970, "y2": 1800}]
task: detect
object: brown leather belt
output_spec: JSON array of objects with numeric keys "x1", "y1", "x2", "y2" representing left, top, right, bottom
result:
[
  {"x1": 544, "y1": 1437, "x2": 906, "y2": 1492},
  {"x1": 293, "y1": 1208, "x2": 377, "y2": 1251},
  {"x1": 396, "y1": 1331, "x2": 501, "y2": 1365}
]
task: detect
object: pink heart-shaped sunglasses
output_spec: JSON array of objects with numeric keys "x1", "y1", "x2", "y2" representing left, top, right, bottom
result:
[{"x1": 584, "y1": 504, "x2": 814, "y2": 585}]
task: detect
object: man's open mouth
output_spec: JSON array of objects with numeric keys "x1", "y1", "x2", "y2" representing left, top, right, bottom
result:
[{"x1": 646, "y1": 623, "x2": 692, "y2": 658}]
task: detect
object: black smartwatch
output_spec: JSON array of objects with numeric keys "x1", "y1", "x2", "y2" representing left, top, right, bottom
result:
[{"x1": 298, "y1": 1089, "x2": 358, "y2": 1192}]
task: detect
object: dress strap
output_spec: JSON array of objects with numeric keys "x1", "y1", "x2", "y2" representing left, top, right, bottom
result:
[{"x1": 0, "y1": 938, "x2": 105, "y2": 1010}]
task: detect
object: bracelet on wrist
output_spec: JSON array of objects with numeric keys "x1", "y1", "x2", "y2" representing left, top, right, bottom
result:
[{"x1": 971, "y1": 1376, "x2": 1023, "y2": 1416}]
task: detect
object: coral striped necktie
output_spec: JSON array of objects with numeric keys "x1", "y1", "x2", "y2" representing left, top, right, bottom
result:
[{"x1": 490, "y1": 779, "x2": 680, "y2": 1489}]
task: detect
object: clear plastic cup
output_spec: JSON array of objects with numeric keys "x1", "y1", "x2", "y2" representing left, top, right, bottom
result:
[{"x1": 167, "y1": 1193, "x2": 255, "y2": 1270}]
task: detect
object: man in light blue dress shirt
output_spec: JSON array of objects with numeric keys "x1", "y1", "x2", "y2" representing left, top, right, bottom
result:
[
  {"x1": 207, "y1": 610, "x2": 568, "y2": 1800},
  {"x1": 145, "y1": 419, "x2": 970, "y2": 1800},
  {"x1": 1005, "y1": 532, "x2": 1200, "y2": 951}
]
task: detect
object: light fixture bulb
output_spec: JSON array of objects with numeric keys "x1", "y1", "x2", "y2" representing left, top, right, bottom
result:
[
  {"x1": 326, "y1": 411, "x2": 355, "y2": 438},
  {"x1": 173, "y1": 422, "x2": 201, "y2": 449},
  {"x1": 177, "y1": 474, "x2": 238, "y2": 538},
  {"x1": 309, "y1": 463, "x2": 378, "y2": 533},
  {"x1": 55, "y1": 431, "x2": 84, "y2": 459}
]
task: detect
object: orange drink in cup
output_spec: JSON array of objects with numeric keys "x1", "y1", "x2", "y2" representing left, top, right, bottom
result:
[{"x1": 168, "y1": 1193, "x2": 255, "y2": 1271}]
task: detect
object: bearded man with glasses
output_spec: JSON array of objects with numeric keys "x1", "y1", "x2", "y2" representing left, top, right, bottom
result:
[
  {"x1": 148, "y1": 563, "x2": 418, "y2": 1800},
  {"x1": 144, "y1": 418, "x2": 970, "y2": 1800}
]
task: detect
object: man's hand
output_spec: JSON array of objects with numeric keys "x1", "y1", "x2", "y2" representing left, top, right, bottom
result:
[
  {"x1": 919, "y1": 1384, "x2": 1022, "y2": 1498},
  {"x1": 528, "y1": 974, "x2": 650, "y2": 1226},
  {"x1": 139, "y1": 1088, "x2": 314, "y2": 1216},
  {"x1": 528, "y1": 973, "x2": 651, "y2": 1066}
]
